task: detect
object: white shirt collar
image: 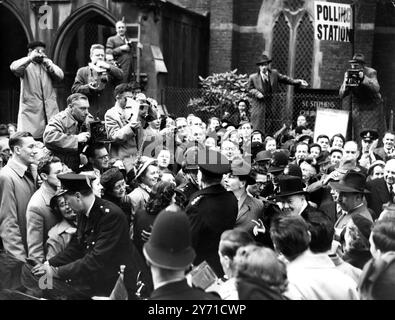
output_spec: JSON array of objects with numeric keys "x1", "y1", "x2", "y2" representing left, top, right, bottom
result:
[{"x1": 85, "y1": 197, "x2": 96, "y2": 218}]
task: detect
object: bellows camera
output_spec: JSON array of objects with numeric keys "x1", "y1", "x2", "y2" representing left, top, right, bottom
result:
[{"x1": 89, "y1": 121, "x2": 112, "y2": 143}]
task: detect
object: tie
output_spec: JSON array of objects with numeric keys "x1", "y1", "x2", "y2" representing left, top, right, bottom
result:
[
  {"x1": 390, "y1": 184, "x2": 395, "y2": 203},
  {"x1": 25, "y1": 167, "x2": 35, "y2": 183}
]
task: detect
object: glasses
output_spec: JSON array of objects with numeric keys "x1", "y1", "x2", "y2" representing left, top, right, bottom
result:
[
  {"x1": 177, "y1": 125, "x2": 187, "y2": 129},
  {"x1": 97, "y1": 154, "x2": 110, "y2": 160}
]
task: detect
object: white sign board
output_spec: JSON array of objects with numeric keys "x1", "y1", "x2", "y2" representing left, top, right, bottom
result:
[
  {"x1": 314, "y1": 107, "x2": 349, "y2": 142},
  {"x1": 314, "y1": 1, "x2": 353, "y2": 42}
]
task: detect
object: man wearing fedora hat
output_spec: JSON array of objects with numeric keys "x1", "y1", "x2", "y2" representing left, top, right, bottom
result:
[
  {"x1": 186, "y1": 149, "x2": 238, "y2": 277},
  {"x1": 10, "y1": 41, "x2": 64, "y2": 140},
  {"x1": 329, "y1": 170, "x2": 373, "y2": 242},
  {"x1": 248, "y1": 53, "x2": 308, "y2": 134},
  {"x1": 223, "y1": 158, "x2": 264, "y2": 237},
  {"x1": 143, "y1": 208, "x2": 219, "y2": 300},
  {"x1": 339, "y1": 53, "x2": 384, "y2": 140}
]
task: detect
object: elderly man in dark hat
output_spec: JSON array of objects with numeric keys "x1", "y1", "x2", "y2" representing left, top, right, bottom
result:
[
  {"x1": 22, "y1": 173, "x2": 152, "y2": 299},
  {"x1": 247, "y1": 53, "x2": 308, "y2": 134},
  {"x1": 340, "y1": 53, "x2": 384, "y2": 140},
  {"x1": 186, "y1": 148, "x2": 238, "y2": 277},
  {"x1": 143, "y1": 208, "x2": 219, "y2": 300},
  {"x1": 10, "y1": 41, "x2": 64, "y2": 140},
  {"x1": 330, "y1": 170, "x2": 374, "y2": 243},
  {"x1": 223, "y1": 158, "x2": 264, "y2": 237}
]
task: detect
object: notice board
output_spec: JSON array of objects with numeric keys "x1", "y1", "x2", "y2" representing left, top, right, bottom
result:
[{"x1": 314, "y1": 107, "x2": 349, "y2": 141}]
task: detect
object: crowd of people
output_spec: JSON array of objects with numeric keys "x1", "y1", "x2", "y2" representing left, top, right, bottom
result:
[{"x1": 0, "y1": 20, "x2": 394, "y2": 301}]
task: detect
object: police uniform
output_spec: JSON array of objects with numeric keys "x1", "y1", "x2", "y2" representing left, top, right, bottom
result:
[
  {"x1": 186, "y1": 149, "x2": 238, "y2": 277},
  {"x1": 24, "y1": 174, "x2": 152, "y2": 299}
]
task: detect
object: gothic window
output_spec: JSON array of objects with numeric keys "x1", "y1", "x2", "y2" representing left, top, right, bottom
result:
[
  {"x1": 272, "y1": 12, "x2": 290, "y2": 91},
  {"x1": 295, "y1": 12, "x2": 314, "y2": 85}
]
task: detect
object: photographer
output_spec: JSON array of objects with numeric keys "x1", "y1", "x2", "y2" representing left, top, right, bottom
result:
[
  {"x1": 10, "y1": 41, "x2": 64, "y2": 140},
  {"x1": 339, "y1": 53, "x2": 384, "y2": 140},
  {"x1": 72, "y1": 44, "x2": 123, "y2": 120}
]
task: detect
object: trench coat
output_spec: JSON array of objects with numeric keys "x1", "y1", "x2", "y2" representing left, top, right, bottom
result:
[{"x1": 10, "y1": 57, "x2": 64, "y2": 139}]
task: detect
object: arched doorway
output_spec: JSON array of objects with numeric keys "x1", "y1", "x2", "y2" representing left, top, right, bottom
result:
[
  {"x1": 52, "y1": 5, "x2": 116, "y2": 111},
  {"x1": 0, "y1": 3, "x2": 30, "y2": 124}
]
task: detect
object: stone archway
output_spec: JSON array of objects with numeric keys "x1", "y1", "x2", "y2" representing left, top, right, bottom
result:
[
  {"x1": 51, "y1": 3, "x2": 116, "y2": 111},
  {"x1": 0, "y1": 2, "x2": 31, "y2": 123}
]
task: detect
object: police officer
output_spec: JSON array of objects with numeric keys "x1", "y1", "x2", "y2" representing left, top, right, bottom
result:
[
  {"x1": 186, "y1": 149, "x2": 238, "y2": 277},
  {"x1": 22, "y1": 173, "x2": 152, "y2": 299},
  {"x1": 43, "y1": 93, "x2": 94, "y2": 172}
]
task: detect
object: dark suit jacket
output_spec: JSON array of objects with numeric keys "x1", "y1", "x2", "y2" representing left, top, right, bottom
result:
[
  {"x1": 150, "y1": 279, "x2": 220, "y2": 300},
  {"x1": 49, "y1": 197, "x2": 152, "y2": 296},
  {"x1": 186, "y1": 184, "x2": 238, "y2": 277},
  {"x1": 106, "y1": 34, "x2": 135, "y2": 82},
  {"x1": 366, "y1": 178, "x2": 391, "y2": 220},
  {"x1": 373, "y1": 147, "x2": 394, "y2": 162},
  {"x1": 234, "y1": 192, "x2": 264, "y2": 236},
  {"x1": 248, "y1": 68, "x2": 300, "y2": 98}
]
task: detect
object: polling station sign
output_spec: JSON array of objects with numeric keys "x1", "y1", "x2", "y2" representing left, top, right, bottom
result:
[{"x1": 314, "y1": 1, "x2": 353, "y2": 42}]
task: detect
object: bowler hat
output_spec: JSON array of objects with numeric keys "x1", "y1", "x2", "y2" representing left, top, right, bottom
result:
[
  {"x1": 268, "y1": 150, "x2": 289, "y2": 173},
  {"x1": 143, "y1": 208, "x2": 196, "y2": 270},
  {"x1": 256, "y1": 54, "x2": 272, "y2": 65},
  {"x1": 360, "y1": 128, "x2": 379, "y2": 143},
  {"x1": 57, "y1": 173, "x2": 94, "y2": 193},
  {"x1": 27, "y1": 41, "x2": 46, "y2": 50},
  {"x1": 349, "y1": 53, "x2": 365, "y2": 64},
  {"x1": 329, "y1": 170, "x2": 370, "y2": 194},
  {"x1": 230, "y1": 157, "x2": 255, "y2": 185},
  {"x1": 276, "y1": 175, "x2": 307, "y2": 199}
]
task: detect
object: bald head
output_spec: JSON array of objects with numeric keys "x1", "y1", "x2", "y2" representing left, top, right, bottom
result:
[
  {"x1": 343, "y1": 141, "x2": 359, "y2": 161},
  {"x1": 384, "y1": 159, "x2": 395, "y2": 186}
]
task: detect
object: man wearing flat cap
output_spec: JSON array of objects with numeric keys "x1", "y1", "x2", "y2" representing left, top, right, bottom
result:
[
  {"x1": 248, "y1": 53, "x2": 308, "y2": 134},
  {"x1": 10, "y1": 41, "x2": 64, "y2": 140},
  {"x1": 340, "y1": 53, "x2": 384, "y2": 140},
  {"x1": 186, "y1": 148, "x2": 238, "y2": 277},
  {"x1": 23, "y1": 173, "x2": 152, "y2": 299}
]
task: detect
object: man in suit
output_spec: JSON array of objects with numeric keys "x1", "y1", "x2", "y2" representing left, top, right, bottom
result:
[
  {"x1": 366, "y1": 159, "x2": 395, "y2": 219},
  {"x1": 373, "y1": 131, "x2": 395, "y2": 162},
  {"x1": 143, "y1": 208, "x2": 219, "y2": 300},
  {"x1": 186, "y1": 149, "x2": 238, "y2": 277},
  {"x1": 26, "y1": 156, "x2": 63, "y2": 264},
  {"x1": 223, "y1": 158, "x2": 264, "y2": 237},
  {"x1": 339, "y1": 53, "x2": 384, "y2": 140},
  {"x1": 106, "y1": 20, "x2": 136, "y2": 83},
  {"x1": 329, "y1": 171, "x2": 373, "y2": 243},
  {"x1": 71, "y1": 44, "x2": 123, "y2": 119},
  {"x1": 22, "y1": 173, "x2": 152, "y2": 299},
  {"x1": 248, "y1": 53, "x2": 308, "y2": 134}
]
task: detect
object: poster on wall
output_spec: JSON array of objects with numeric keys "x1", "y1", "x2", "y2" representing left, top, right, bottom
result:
[
  {"x1": 314, "y1": 107, "x2": 349, "y2": 141},
  {"x1": 314, "y1": 1, "x2": 353, "y2": 42}
]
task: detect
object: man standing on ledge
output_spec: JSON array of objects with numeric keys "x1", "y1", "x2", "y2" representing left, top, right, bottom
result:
[
  {"x1": 10, "y1": 41, "x2": 64, "y2": 140},
  {"x1": 248, "y1": 53, "x2": 308, "y2": 134}
]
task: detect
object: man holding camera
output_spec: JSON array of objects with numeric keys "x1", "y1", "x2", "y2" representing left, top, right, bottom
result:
[
  {"x1": 10, "y1": 41, "x2": 64, "y2": 140},
  {"x1": 339, "y1": 53, "x2": 384, "y2": 140},
  {"x1": 72, "y1": 44, "x2": 123, "y2": 120},
  {"x1": 106, "y1": 20, "x2": 137, "y2": 83},
  {"x1": 43, "y1": 93, "x2": 94, "y2": 172}
]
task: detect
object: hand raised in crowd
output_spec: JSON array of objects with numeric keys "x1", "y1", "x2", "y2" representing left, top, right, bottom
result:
[
  {"x1": 129, "y1": 120, "x2": 141, "y2": 129},
  {"x1": 95, "y1": 60, "x2": 110, "y2": 70},
  {"x1": 323, "y1": 170, "x2": 342, "y2": 185},
  {"x1": 88, "y1": 82, "x2": 99, "y2": 90},
  {"x1": 141, "y1": 228, "x2": 152, "y2": 243},
  {"x1": 256, "y1": 92, "x2": 264, "y2": 99},
  {"x1": 252, "y1": 218, "x2": 266, "y2": 236},
  {"x1": 298, "y1": 79, "x2": 308, "y2": 87},
  {"x1": 77, "y1": 132, "x2": 91, "y2": 143}
]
